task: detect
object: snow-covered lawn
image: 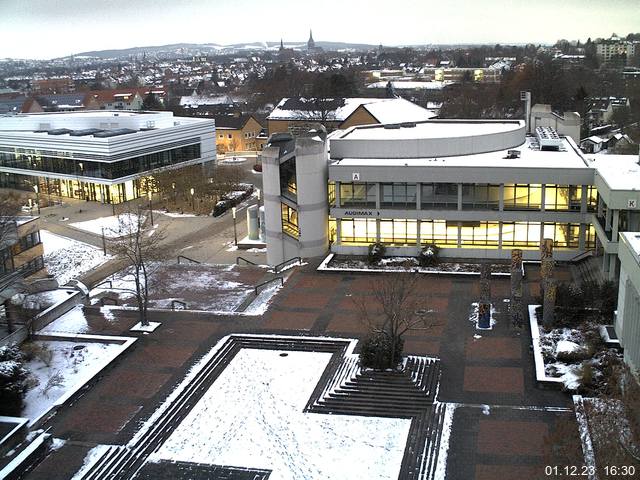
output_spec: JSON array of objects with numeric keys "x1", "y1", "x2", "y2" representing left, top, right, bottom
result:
[
  {"x1": 22, "y1": 338, "x2": 128, "y2": 423},
  {"x1": 148, "y1": 349, "x2": 411, "y2": 479},
  {"x1": 91, "y1": 264, "x2": 258, "y2": 312},
  {"x1": 70, "y1": 213, "x2": 145, "y2": 238},
  {"x1": 37, "y1": 304, "x2": 119, "y2": 335},
  {"x1": 40, "y1": 230, "x2": 112, "y2": 285}
]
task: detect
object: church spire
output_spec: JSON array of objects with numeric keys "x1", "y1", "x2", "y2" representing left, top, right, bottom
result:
[
  {"x1": 280, "y1": 38, "x2": 284, "y2": 51},
  {"x1": 307, "y1": 29, "x2": 315, "y2": 50}
]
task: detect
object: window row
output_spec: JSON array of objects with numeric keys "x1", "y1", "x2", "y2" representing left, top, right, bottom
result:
[
  {"x1": 337, "y1": 218, "x2": 594, "y2": 250},
  {"x1": 281, "y1": 203, "x2": 299, "y2": 238},
  {"x1": 335, "y1": 182, "x2": 598, "y2": 212},
  {"x1": 0, "y1": 144, "x2": 201, "y2": 180}
]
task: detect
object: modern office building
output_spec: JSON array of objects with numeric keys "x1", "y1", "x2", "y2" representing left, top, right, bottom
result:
[
  {"x1": 616, "y1": 232, "x2": 640, "y2": 372},
  {"x1": 0, "y1": 216, "x2": 44, "y2": 279},
  {"x1": 0, "y1": 111, "x2": 215, "y2": 204},
  {"x1": 262, "y1": 121, "x2": 640, "y2": 271}
]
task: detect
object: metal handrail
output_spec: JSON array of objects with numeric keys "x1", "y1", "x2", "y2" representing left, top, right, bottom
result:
[
  {"x1": 273, "y1": 256, "x2": 301, "y2": 274},
  {"x1": 254, "y1": 276, "x2": 283, "y2": 296},
  {"x1": 177, "y1": 255, "x2": 201, "y2": 264},
  {"x1": 236, "y1": 256, "x2": 258, "y2": 266},
  {"x1": 568, "y1": 250, "x2": 594, "y2": 263},
  {"x1": 93, "y1": 280, "x2": 113, "y2": 289}
]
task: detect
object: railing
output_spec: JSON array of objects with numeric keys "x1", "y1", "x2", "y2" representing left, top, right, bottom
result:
[
  {"x1": 93, "y1": 280, "x2": 113, "y2": 289},
  {"x1": 568, "y1": 250, "x2": 594, "y2": 263},
  {"x1": 254, "y1": 276, "x2": 283, "y2": 296},
  {"x1": 177, "y1": 255, "x2": 201, "y2": 264},
  {"x1": 236, "y1": 256, "x2": 259, "y2": 266},
  {"x1": 171, "y1": 300, "x2": 187, "y2": 310},
  {"x1": 273, "y1": 257, "x2": 302, "y2": 274}
]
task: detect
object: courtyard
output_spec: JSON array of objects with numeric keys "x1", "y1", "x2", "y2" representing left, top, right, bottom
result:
[{"x1": 21, "y1": 261, "x2": 575, "y2": 480}]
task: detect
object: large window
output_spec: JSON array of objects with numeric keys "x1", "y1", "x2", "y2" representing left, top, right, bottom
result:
[
  {"x1": 281, "y1": 203, "x2": 299, "y2": 238},
  {"x1": 420, "y1": 220, "x2": 458, "y2": 246},
  {"x1": 461, "y1": 184, "x2": 500, "y2": 210},
  {"x1": 340, "y1": 218, "x2": 377, "y2": 244},
  {"x1": 421, "y1": 183, "x2": 458, "y2": 209},
  {"x1": 543, "y1": 222, "x2": 581, "y2": 249},
  {"x1": 328, "y1": 182, "x2": 336, "y2": 207},
  {"x1": 460, "y1": 221, "x2": 500, "y2": 248},
  {"x1": 381, "y1": 183, "x2": 417, "y2": 209},
  {"x1": 503, "y1": 184, "x2": 542, "y2": 210},
  {"x1": 501, "y1": 222, "x2": 542, "y2": 248},
  {"x1": 340, "y1": 182, "x2": 376, "y2": 208},
  {"x1": 544, "y1": 184, "x2": 581, "y2": 211},
  {"x1": 0, "y1": 144, "x2": 201, "y2": 180},
  {"x1": 587, "y1": 187, "x2": 598, "y2": 212},
  {"x1": 379, "y1": 219, "x2": 417, "y2": 245},
  {"x1": 279, "y1": 157, "x2": 297, "y2": 200}
]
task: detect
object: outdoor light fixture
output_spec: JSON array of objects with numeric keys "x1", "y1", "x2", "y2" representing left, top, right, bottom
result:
[{"x1": 232, "y1": 206, "x2": 238, "y2": 246}]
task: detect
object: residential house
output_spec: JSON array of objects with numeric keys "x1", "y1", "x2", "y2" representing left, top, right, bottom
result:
[{"x1": 215, "y1": 115, "x2": 265, "y2": 152}]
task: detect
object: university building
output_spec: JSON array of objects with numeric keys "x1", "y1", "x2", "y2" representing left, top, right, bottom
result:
[{"x1": 0, "y1": 111, "x2": 215, "y2": 204}]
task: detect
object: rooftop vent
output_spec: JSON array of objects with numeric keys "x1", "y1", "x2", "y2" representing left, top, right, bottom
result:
[
  {"x1": 535, "y1": 126, "x2": 563, "y2": 150},
  {"x1": 69, "y1": 128, "x2": 104, "y2": 137},
  {"x1": 506, "y1": 149, "x2": 521, "y2": 159}
]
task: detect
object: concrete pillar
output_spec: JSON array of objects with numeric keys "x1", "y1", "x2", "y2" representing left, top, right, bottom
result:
[
  {"x1": 335, "y1": 181, "x2": 341, "y2": 208},
  {"x1": 376, "y1": 218, "x2": 381, "y2": 242},
  {"x1": 608, "y1": 254, "x2": 617, "y2": 281},
  {"x1": 376, "y1": 183, "x2": 381, "y2": 210},
  {"x1": 540, "y1": 184, "x2": 546, "y2": 212},
  {"x1": 335, "y1": 217, "x2": 341, "y2": 246},
  {"x1": 416, "y1": 218, "x2": 421, "y2": 246},
  {"x1": 605, "y1": 207, "x2": 612, "y2": 231},
  {"x1": 597, "y1": 196, "x2": 604, "y2": 217},
  {"x1": 602, "y1": 252, "x2": 610, "y2": 276},
  {"x1": 499, "y1": 184, "x2": 505, "y2": 211},
  {"x1": 457, "y1": 183, "x2": 462, "y2": 211},
  {"x1": 581, "y1": 185, "x2": 588, "y2": 213},
  {"x1": 612, "y1": 210, "x2": 620, "y2": 241},
  {"x1": 259, "y1": 206, "x2": 266, "y2": 241},
  {"x1": 579, "y1": 223, "x2": 586, "y2": 251},
  {"x1": 416, "y1": 183, "x2": 422, "y2": 210},
  {"x1": 247, "y1": 205, "x2": 259, "y2": 240}
]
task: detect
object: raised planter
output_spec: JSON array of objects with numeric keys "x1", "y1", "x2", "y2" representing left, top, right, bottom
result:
[{"x1": 528, "y1": 305, "x2": 565, "y2": 389}]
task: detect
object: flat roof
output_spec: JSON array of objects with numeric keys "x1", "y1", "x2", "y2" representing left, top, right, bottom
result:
[
  {"x1": 332, "y1": 136, "x2": 589, "y2": 170},
  {"x1": 588, "y1": 154, "x2": 640, "y2": 191},
  {"x1": 339, "y1": 120, "x2": 523, "y2": 141},
  {"x1": 622, "y1": 232, "x2": 640, "y2": 257}
]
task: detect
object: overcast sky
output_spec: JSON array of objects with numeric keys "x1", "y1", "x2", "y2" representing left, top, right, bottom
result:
[{"x1": 1, "y1": 0, "x2": 639, "y2": 59}]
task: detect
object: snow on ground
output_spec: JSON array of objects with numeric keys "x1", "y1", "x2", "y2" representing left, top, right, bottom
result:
[
  {"x1": 130, "y1": 321, "x2": 161, "y2": 332},
  {"x1": 153, "y1": 210, "x2": 198, "y2": 218},
  {"x1": 22, "y1": 340, "x2": 125, "y2": 422},
  {"x1": 38, "y1": 305, "x2": 90, "y2": 334},
  {"x1": 149, "y1": 349, "x2": 411, "y2": 479},
  {"x1": 243, "y1": 284, "x2": 282, "y2": 315},
  {"x1": 16, "y1": 289, "x2": 75, "y2": 310},
  {"x1": 70, "y1": 213, "x2": 145, "y2": 238},
  {"x1": 40, "y1": 230, "x2": 112, "y2": 285},
  {"x1": 546, "y1": 362, "x2": 582, "y2": 390}
]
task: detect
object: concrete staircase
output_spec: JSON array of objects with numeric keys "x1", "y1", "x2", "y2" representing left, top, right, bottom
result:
[{"x1": 570, "y1": 255, "x2": 604, "y2": 285}]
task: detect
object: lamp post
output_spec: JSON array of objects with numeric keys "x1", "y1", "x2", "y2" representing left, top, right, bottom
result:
[
  {"x1": 189, "y1": 187, "x2": 195, "y2": 211},
  {"x1": 101, "y1": 227, "x2": 107, "y2": 256},
  {"x1": 33, "y1": 184, "x2": 41, "y2": 215},
  {"x1": 148, "y1": 191, "x2": 154, "y2": 226},
  {"x1": 232, "y1": 206, "x2": 238, "y2": 246}
]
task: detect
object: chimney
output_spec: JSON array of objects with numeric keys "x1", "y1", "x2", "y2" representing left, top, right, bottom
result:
[{"x1": 521, "y1": 91, "x2": 531, "y2": 133}]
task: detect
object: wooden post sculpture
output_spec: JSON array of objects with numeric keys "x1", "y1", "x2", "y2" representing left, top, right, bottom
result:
[
  {"x1": 478, "y1": 264, "x2": 492, "y2": 329},
  {"x1": 510, "y1": 249, "x2": 524, "y2": 328},
  {"x1": 540, "y1": 238, "x2": 555, "y2": 326},
  {"x1": 543, "y1": 280, "x2": 557, "y2": 329}
]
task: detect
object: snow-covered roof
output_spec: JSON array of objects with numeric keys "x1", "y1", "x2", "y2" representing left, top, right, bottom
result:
[
  {"x1": 332, "y1": 136, "x2": 589, "y2": 170},
  {"x1": 584, "y1": 136, "x2": 605, "y2": 144},
  {"x1": 366, "y1": 81, "x2": 453, "y2": 90},
  {"x1": 588, "y1": 154, "x2": 640, "y2": 191},
  {"x1": 621, "y1": 232, "x2": 640, "y2": 258},
  {"x1": 267, "y1": 97, "x2": 436, "y2": 123}
]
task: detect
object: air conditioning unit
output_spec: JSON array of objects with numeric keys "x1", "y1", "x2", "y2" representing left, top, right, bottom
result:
[{"x1": 506, "y1": 150, "x2": 521, "y2": 159}]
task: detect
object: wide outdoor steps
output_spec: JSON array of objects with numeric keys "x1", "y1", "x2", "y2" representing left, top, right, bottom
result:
[
  {"x1": 400, "y1": 403, "x2": 447, "y2": 480},
  {"x1": 571, "y1": 254, "x2": 604, "y2": 285},
  {"x1": 310, "y1": 356, "x2": 441, "y2": 417}
]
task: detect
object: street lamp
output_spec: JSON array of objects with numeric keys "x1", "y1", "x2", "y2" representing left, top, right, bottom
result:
[
  {"x1": 101, "y1": 227, "x2": 107, "y2": 256},
  {"x1": 190, "y1": 187, "x2": 195, "y2": 210},
  {"x1": 232, "y1": 206, "x2": 238, "y2": 246}
]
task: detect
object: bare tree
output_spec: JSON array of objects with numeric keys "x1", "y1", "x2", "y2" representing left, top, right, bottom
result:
[
  {"x1": 355, "y1": 273, "x2": 438, "y2": 369},
  {"x1": 108, "y1": 208, "x2": 166, "y2": 326}
]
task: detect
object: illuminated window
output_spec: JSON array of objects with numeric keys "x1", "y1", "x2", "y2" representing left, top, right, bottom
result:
[
  {"x1": 544, "y1": 185, "x2": 581, "y2": 211},
  {"x1": 502, "y1": 222, "x2": 542, "y2": 248},
  {"x1": 340, "y1": 182, "x2": 376, "y2": 208},
  {"x1": 420, "y1": 220, "x2": 457, "y2": 247},
  {"x1": 329, "y1": 217, "x2": 337, "y2": 244},
  {"x1": 328, "y1": 182, "x2": 336, "y2": 207},
  {"x1": 587, "y1": 187, "x2": 598, "y2": 212},
  {"x1": 460, "y1": 221, "x2": 500, "y2": 247},
  {"x1": 281, "y1": 203, "x2": 299, "y2": 238},
  {"x1": 279, "y1": 157, "x2": 297, "y2": 200},
  {"x1": 504, "y1": 184, "x2": 542, "y2": 210},
  {"x1": 379, "y1": 219, "x2": 417, "y2": 245},
  {"x1": 340, "y1": 218, "x2": 377, "y2": 244}
]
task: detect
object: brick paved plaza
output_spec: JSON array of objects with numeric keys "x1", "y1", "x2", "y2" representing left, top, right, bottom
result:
[{"x1": 24, "y1": 261, "x2": 576, "y2": 480}]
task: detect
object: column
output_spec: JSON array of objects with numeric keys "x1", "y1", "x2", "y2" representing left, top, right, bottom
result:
[
  {"x1": 335, "y1": 218, "x2": 341, "y2": 245},
  {"x1": 608, "y1": 254, "x2": 618, "y2": 281},
  {"x1": 416, "y1": 183, "x2": 421, "y2": 210},
  {"x1": 335, "y1": 181, "x2": 341, "y2": 208},
  {"x1": 605, "y1": 207, "x2": 612, "y2": 231},
  {"x1": 499, "y1": 184, "x2": 505, "y2": 211},
  {"x1": 579, "y1": 223, "x2": 586, "y2": 251},
  {"x1": 612, "y1": 210, "x2": 620, "y2": 242},
  {"x1": 581, "y1": 185, "x2": 588, "y2": 213},
  {"x1": 457, "y1": 183, "x2": 463, "y2": 211},
  {"x1": 416, "y1": 219, "x2": 422, "y2": 247},
  {"x1": 376, "y1": 183, "x2": 381, "y2": 210},
  {"x1": 540, "y1": 184, "x2": 546, "y2": 212},
  {"x1": 597, "y1": 196, "x2": 604, "y2": 217},
  {"x1": 376, "y1": 218, "x2": 381, "y2": 242}
]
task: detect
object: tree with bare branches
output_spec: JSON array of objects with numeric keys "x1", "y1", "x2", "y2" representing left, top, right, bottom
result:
[
  {"x1": 355, "y1": 273, "x2": 438, "y2": 370},
  {"x1": 108, "y1": 208, "x2": 166, "y2": 326}
]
